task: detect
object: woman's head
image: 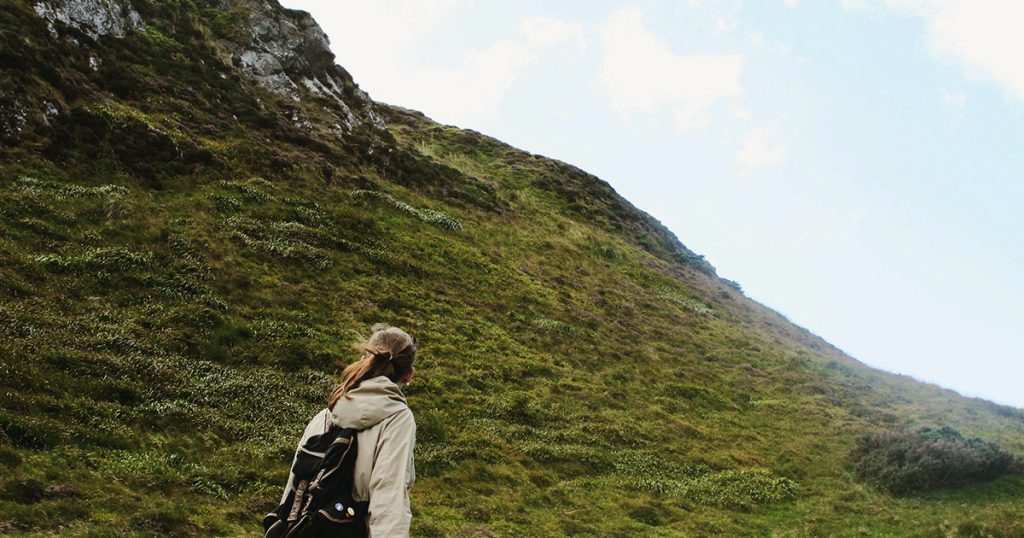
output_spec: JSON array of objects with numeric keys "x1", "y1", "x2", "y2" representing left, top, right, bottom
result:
[{"x1": 328, "y1": 323, "x2": 417, "y2": 409}]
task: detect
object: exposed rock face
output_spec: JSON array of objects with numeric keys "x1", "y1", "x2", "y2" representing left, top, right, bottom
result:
[
  {"x1": 0, "y1": 99, "x2": 29, "y2": 141},
  {"x1": 27, "y1": 0, "x2": 384, "y2": 134},
  {"x1": 33, "y1": 0, "x2": 143, "y2": 40},
  {"x1": 216, "y1": 0, "x2": 384, "y2": 132}
]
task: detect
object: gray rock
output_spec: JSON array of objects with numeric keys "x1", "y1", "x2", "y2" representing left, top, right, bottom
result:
[
  {"x1": 33, "y1": 0, "x2": 143, "y2": 40},
  {"x1": 217, "y1": 0, "x2": 384, "y2": 132},
  {"x1": 28, "y1": 0, "x2": 385, "y2": 135},
  {"x1": 1, "y1": 99, "x2": 29, "y2": 141}
]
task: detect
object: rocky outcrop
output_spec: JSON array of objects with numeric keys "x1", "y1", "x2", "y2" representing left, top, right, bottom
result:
[
  {"x1": 27, "y1": 0, "x2": 384, "y2": 135},
  {"x1": 33, "y1": 0, "x2": 143, "y2": 40},
  {"x1": 215, "y1": 0, "x2": 384, "y2": 132}
]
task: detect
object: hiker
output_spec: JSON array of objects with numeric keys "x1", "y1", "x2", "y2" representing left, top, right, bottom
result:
[{"x1": 276, "y1": 324, "x2": 418, "y2": 537}]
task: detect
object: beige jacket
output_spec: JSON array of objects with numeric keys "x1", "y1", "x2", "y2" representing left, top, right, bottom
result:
[{"x1": 281, "y1": 376, "x2": 416, "y2": 537}]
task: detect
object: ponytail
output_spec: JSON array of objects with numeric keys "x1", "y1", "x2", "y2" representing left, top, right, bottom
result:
[{"x1": 328, "y1": 325, "x2": 416, "y2": 409}]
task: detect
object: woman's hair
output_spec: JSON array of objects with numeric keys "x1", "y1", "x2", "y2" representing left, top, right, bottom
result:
[{"x1": 328, "y1": 323, "x2": 417, "y2": 409}]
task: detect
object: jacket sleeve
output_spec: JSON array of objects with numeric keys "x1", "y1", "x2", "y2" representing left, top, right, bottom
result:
[{"x1": 367, "y1": 409, "x2": 416, "y2": 538}]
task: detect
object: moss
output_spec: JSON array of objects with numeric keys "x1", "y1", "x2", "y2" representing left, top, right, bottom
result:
[
  {"x1": 198, "y1": 7, "x2": 248, "y2": 43},
  {"x1": 144, "y1": 25, "x2": 181, "y2": 51}
]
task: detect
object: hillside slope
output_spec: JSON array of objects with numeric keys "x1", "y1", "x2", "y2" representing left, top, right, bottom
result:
[{"x1": 1, "y1": 0, "x2": 1022, "y2": 536}]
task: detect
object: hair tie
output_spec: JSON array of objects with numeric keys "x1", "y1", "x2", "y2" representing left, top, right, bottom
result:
[{"x1": 374, "y1": 351, "x2": 393, "y2": 363}]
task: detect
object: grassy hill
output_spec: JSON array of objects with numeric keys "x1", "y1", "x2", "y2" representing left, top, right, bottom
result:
[{"x1": 1, "y1": 0, "x2": 1022, "y2": 536}]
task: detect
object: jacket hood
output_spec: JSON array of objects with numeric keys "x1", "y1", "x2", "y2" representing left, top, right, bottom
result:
[{"x1": 330, "y1": 375, "x2": 409, "y2": 430}]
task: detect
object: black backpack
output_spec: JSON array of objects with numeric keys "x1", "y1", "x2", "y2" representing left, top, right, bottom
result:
[{"x1": 264, "y1": 426, "x2": 369, "y2": 538}]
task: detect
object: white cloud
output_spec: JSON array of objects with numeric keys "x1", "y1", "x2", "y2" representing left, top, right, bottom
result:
[
  {"x1": 294, "y1": 0, "x2": 464, "y2": 72},
  {"x1": 730, "y1": 106, "x2": 752, "y2": 120},
  {"x1": 735, "y1": 126, "x2": 786, "y2": 176},
  {"x1": 715, "y1": 16, "x2": 738, "y2": 33},
  {"x1": 412, "y1": 21, "x2": 589, "y2": 126},
  {"x1": 785, "y1": 0, "x2": 800, "y2": 7},
  {"x1": 519, "y1": 17, "x2": 586, "y2": 51},
  {"x1": 845, "y1": 1, "x2": 1024, "y2": 99},
  {"x1": 280, "y1": 0, "x2": 587, "y2": 128},
  {"x1": 747, "y1": 31, "x2": 767, "y2": 49},
  {"x1": 415, "y1": 40, "x2": 535, "y2": 126},
  {"x1": 942, "y1": 89, "x2": 967, "y2": 107},
  {"x1": 841, "y1": 0, "x2": 875, "y2": 11},
  {"x1": 598, "y1": 8, "x2": 744, "y2": 132}
]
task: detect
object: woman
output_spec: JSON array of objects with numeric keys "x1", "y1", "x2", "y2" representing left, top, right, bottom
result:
[{"x1": 280, "y1": 324, "x2": 417, "y2": 537}]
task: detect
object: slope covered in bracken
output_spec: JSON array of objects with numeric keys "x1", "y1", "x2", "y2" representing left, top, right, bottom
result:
[{"x1": 1, "y1": 0, "x2": 1022, "y2": 535}]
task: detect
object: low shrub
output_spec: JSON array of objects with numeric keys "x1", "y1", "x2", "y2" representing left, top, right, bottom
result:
[
  {"x1": 720, "y1": 278, "x2": 743, "y2": 293},
  {"x1": 627, "y1": 504, "x2": 663, "y2": 526},
  {"x1": 850, "y1": 426, "x2": 1020, "y2": 494},
  {"x1": 0, "y1": 475, "x2": 45, "y2": 504},
  {"x1": 128, "y1": 505, "x2": 199, "y2": 537},
  {"x1": 0, "y1": 413, "x2": 62, "y2": 449},
  {"x1": 0, "y1": 446, "x2": 21, "y2": 468}
]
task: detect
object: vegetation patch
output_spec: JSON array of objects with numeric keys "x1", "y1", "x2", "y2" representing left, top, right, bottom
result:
[
  {"x1": 585, "y1": 452, "x2": 798, "y2": 511},
  {"x1": 16, "y1": 176, "x2": 129, "y2": 201},
  {"x1": 351, "y1": 189, "x2": 462, "y2": 231},
  {"x1": 90, "y1": 101, "x2": 188, "y2": 145},
  {"x1": 532, "y1": 317, "x2": 576, "y2": 335},
  {"x1": 851, "y1": 426, "x2": 1021, "y2": 494},
  {"x1": 656, "y1": 286, "x2": 716, "y2": 316},
  {"x1": 661, "y1": 382, "x2": 739, "y2": 411},
  {"x1": 33, "y1": 246, "x2": 153, "y2": 272},
  {"x1": 225, "y1": 215, "x2": 335, "y2": 270}
]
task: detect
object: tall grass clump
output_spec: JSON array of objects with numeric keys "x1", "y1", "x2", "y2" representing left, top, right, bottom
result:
[
  {"x1": 607, "y1": 453, "x2": 798, "y2": 510},
  {"x1": 351, "y1": 189, "x2": 462, "y2": 231}
]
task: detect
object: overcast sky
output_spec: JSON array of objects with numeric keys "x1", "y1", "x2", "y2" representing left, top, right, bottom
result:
[{"x1": 281, "y1": 0, "x2": 1024, "y2": 408}]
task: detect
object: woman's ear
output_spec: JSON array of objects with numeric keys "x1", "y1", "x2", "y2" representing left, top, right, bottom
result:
[{"x1": 401, "y1": 367, "x2": 415, "y2": 385}]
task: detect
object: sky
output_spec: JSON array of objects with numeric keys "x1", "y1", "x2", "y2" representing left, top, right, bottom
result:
[{"x1": 280, "y1": 0, "x2": 1024, "y2": 409}]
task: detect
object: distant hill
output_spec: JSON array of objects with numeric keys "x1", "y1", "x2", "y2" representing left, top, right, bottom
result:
[{"x1": 1, "y1": 0, "x2": 1021, "y2": 536}]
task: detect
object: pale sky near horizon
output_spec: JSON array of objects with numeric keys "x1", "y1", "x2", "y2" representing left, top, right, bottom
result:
[{"x1": 280, "y1": 0, "x2": 1024, "y2": 409}]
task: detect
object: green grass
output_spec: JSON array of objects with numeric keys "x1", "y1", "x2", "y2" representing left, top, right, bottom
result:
[{"x1": 0, "y1": 0, "x2": 1022, "y2": 535}]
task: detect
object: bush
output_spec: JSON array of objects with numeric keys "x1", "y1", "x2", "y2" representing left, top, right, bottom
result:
[
  {"x1": 851, "y1": 427, "x2": 1020, "y2": 494},
  {"x1": 0, "y1": 475, "x2": 44, "y2": 504},
  {"x1": 0, "y1": 446, "x2": 21, "y2": 468}
]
